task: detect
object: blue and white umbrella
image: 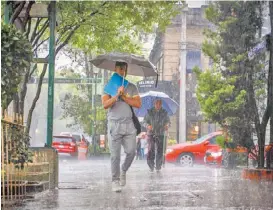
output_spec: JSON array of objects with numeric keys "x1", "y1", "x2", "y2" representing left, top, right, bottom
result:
[{"x1": 135, "y1": 91, "x2": 179, "y2": 117}]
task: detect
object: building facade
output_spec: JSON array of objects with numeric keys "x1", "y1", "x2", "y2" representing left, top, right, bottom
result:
[{"x1": 149, "y1": 6, "x2": 218, "y2": 142}]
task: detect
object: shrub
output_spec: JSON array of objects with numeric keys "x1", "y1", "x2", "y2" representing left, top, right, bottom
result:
[
  {"x1": 168, "y1": 139, "x2": 177, "y2": 146},
  {"x1": 1, "y1": 23, "x2": 32, "y2": 109}
]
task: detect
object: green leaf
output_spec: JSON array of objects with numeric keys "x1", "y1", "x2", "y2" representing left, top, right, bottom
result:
[
  {"x1": 196, "y1": 1, "x2": 266, "y2": 149},
  {"x1": 1, "y1": 23, "x2": 32, "y2": 110}
]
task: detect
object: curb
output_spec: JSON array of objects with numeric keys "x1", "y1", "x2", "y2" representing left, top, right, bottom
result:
[{"x1": 242, "y1": 168, "x2": 273, "y2": 181}]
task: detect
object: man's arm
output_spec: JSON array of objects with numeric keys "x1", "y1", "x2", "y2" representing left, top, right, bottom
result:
[
  {"x1": 101, "y1": 94, "x2": 118, "y2": 109},
  {"x1": 120, "y1": 83, "x2": 141, "y2": 108},
  {"x1": 120, "y1": 95, "x2": 141, "y2": 108},
  {"x1": 102, "y1": 86, "x2": 125, "y2": 109},
  {"x1": 143, "y1": 111, "x2": 151, "y2": 129},
  {"x1": 166, "y1": 114, "x2": 170, "y2": 126},
  {"x1": 164, "y1": 113, "x2": 171, "y2": 130}
]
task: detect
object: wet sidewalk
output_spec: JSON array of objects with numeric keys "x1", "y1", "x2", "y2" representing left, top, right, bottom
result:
[{"x1": 11, "y1": 157, "x2": 273, "y2": 210}]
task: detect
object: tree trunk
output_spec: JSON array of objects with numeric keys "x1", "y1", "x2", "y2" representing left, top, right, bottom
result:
[
  {"x1": 269, "y1": 1, "x2": 273, "y2": 143},
  {"x1": 19, "y1": 66, "x2": 31, "y2": 118},
  {"x1": 252, "y1": 1, "x2": 273, "y2": 167},
  {"x1": 247, "y1": 69, "x2": 266, "y2": 168},
  {"x1": 25, "y1": 64, "x2": 48, "y2": 135},
  {"x1": 268, "y1": 116, "x2": 273, "y2": 167},
  {"x1": 257, "y1": 127, "x2": 266, "y2": 167},
  {"x1": 13, "y1": 93, "x2": 20, "y2": 119}
]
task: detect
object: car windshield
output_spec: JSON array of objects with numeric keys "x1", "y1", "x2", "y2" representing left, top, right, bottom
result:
[
  {"x1": 60, "y1": 133, "x2": 70, "y2": 136},
  {"x1": 72, "y1": 135, "x2": 81, "y2": 142},
  {"x1": 192, "y1": 133, "x2": 214, "y2": 144},
  {"x1": 53, "y1": 137, "x2": 73, "y2": 142}
]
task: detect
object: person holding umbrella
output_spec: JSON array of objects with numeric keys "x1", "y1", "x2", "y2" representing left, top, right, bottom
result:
[
  {"x1": 91, "y1": 52, "x2": 158, "y2": 192},
  {"x1": 101, "y1": 61, "x2": 141, "y2": 192},
  {"x1": 143, "y1": 99, "x2": 170, "y2": 172}
]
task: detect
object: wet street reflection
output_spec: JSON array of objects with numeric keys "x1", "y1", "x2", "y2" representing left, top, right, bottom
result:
[{"x1": 14, "y1": 157, "x2": 273, "y2": 210}]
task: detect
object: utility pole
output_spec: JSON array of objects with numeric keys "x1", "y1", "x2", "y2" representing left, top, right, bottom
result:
[
  {"x1": 269, "y1": 1, "x2": 273, "y2": 143},
  {"x1": 92, "y1": 68, "x2": 99, "y2": 155},
  {"x1": 179, "y1": 7, "x2": 188, "y2": 143},
  {"x1": 4, "y1": 2, "x2": 11, "y2": 24},
  {"x1": 46, "y1": 1, "x2": 56, "y2": 147}
]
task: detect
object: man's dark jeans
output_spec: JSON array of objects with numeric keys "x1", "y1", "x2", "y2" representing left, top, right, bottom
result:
[{"x1": 147, "y1": 135, "x2": 164, "y2": 170}]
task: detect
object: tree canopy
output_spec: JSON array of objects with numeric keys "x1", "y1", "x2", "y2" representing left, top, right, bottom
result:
[
  {"x1": 3, "y1": 1, "x2": 181, "y2": 136},
  {"x1": 195, "y1": 1, "x2": 271, "y2": 162},
  {"x1": 57, "y1": 1, "x2": 179, "y2": 54}
]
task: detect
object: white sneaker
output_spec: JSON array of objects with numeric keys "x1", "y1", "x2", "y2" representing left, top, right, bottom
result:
[
  {"x1": 112, "y1": 181, "x2": 122, "y2": 192},
  {"x1": 120, "y1": 171, "x2": 126, "y2": 186}
]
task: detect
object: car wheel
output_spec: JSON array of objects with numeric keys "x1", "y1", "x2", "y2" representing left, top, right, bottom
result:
[{"x1": 177, "y1": 153, "x2": 194, "y2": 167}]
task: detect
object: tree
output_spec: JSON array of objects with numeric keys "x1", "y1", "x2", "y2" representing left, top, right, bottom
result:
[
  {"x1": 61, "y1": 91, "x2": 107, "y2": 136},
  {"x1": 1, "y1": 23, "x2": 33, "y2": 168},
  {"x1": 195, "y1": 1, "x2": 272, "y2": 167},
  {"x1": 1, "y1": 23, "x2": 32, "y2": 110},
  {"x1": 5, "y1": 1, "x2": 180, "y2": 137}
]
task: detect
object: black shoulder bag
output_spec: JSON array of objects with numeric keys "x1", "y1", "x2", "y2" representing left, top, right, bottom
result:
[{"x1": 130, "y1": 106, "x2": 141, "y2": 135}]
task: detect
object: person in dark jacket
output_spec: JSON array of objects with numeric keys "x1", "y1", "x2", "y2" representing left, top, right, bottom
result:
[{"x1": 143, "y1": 99, "x2": 170, "y2": 172}]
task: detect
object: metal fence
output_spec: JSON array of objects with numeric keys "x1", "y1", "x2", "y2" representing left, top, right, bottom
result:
[
  {"x1": 1, "y1": 112, "x2": 27, "y2": 206},
  {"x1": 1, "y1": 111, "x2": 57, "y2": 208}
]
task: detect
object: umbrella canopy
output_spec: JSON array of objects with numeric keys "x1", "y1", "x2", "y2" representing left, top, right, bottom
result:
[
  {"x1": 135, "y1": 91, "x2": 179, "y2": 117},
  {"x1": 90, "y1": 52, "x2": 158, "y2": 77}
]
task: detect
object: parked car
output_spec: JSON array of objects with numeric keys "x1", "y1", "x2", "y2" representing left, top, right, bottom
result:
[
  {"x1": 60, "y1": 132, "x2": 89, "y2": 147},
  {"x1": 204, "y1": 147, "x2": 223, "y2": 166},
  {"x1": 205, "y1": 143, "x2": 273, "y2": 168},
  {"x1": 165, "y1": 131, "x2": 223, "y2": 166},
  {"x1": 204, "y1": 146, "x2": 248, "y2": 168},
  {"x1": 52, "y1": 135, "x2": 78, "y2": 156}
]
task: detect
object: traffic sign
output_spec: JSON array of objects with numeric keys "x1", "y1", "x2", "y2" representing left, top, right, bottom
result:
[{"x1": 28, "y1": 77, "x2": 102, "y2": 84}]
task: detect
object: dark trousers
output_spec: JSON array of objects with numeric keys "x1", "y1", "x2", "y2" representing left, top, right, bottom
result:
[
  {"x1": 136, "y1": 147, "x2": 141, "y2": 160},
  {"x1": 147, "y1": 135, "x2": 164, "y2": 170}
]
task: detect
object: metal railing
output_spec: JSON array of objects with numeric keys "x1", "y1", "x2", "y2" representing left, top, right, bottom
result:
[
  {"x1": 1, "y1": 111, "x2": 55, "y2": 208},
  {"x1": 1, "y1": 112, "x2": 27, "y2": 206}
]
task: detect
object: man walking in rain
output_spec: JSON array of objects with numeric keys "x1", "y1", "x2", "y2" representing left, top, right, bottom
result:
[
  {"x1": 143, "y1": 99, "x2": 170, "y2": 172},
  {"x1": 102, "y1": 61, "x2": 141, "y2": 192}
]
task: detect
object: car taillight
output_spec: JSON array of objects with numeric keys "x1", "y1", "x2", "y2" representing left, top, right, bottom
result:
[{"x1": 70, "y1": 142, "x2": 76, "y2": 146}]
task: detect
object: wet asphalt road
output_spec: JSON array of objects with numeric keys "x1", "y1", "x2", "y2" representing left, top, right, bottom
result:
[{"x1": 13, "y1": 155, "x2": 273, "y2": 210}]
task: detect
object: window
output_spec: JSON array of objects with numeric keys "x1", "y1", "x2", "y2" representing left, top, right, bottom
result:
[
  {"x1": 192, "y1": 133, "x2": 214, "y2": 144},
  {"x1": 53, "y1": 137, "x2": 73, "y2": 143},
  {"x1": 72, "y1": 135, "x2": 81, "y2": 142},
  {"x1": 209, "y1": 136, "x2": 217, "y2": 145},
  {"x1": 186, "y1": 51, "x2": 201, "y2": 73}
]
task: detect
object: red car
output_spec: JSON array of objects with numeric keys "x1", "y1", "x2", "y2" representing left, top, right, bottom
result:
[
  {"x1": 59, "y1": 132, "x2": 89, "y2": 147},
  {"x1": 204, "y1": 147, "x2": 222, "y2": 166},
  {"x1": 52, "y1": 135, "x2": 78, "y2": 156},
  {"x1": 165, "y1": 131, "x2": 223, "y2": 166},
  {"x1": 205, "y1": 144, "x2": 273, "y2": 168}
]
